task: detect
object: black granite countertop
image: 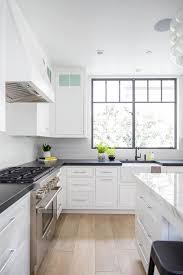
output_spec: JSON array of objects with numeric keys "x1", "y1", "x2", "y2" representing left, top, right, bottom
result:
[
  {"x1": 156, "y1": 160, "x2": 183, "y2": 166},
  {"x1": 0, "y1": 183, "x2": 33, "y2": 214},
  {"x1": 22, "y1": 159, "x2": 122, "y2": 168}
]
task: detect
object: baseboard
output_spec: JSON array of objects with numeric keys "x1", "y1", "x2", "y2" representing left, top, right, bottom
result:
[{"x1": 62, "y1": 209, "x2": 135, "y2": 214}]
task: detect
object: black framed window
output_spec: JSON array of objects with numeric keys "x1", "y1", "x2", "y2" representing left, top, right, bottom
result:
[{"x1": 91, "y1": 78, "x2": 177, "y2": 149}]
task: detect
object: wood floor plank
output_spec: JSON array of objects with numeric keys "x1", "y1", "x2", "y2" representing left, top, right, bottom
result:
[
  {"x1": 38, "y1": 250, "x2": 73, "y2": 275},
  {"x1": 51, "y1": 214, "x2": 80, "y2": 252},
  {"x1": 69, "y1": 214, "x2": 95, "y2": 275},
  {"x1": 110, "y1": 214, "x2": 136, "y2": 250},
  {"x1": 95, "y1": 215, "x2": 120, "y2": 272},
  {"x1": 117, "y1": 249, "x2": 146, "y2": 275}
]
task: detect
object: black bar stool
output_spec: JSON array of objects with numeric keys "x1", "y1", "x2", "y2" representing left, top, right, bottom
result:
[{"x1": 148, "y1": 241, "x2": 183, "y2": 275}]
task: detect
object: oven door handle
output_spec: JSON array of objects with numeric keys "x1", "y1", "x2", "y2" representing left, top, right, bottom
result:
[{"x1": 36, "y1": 186, "x2": 62, "y2": 212}]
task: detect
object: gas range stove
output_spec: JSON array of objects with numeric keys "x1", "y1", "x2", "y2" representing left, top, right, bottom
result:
[{"x1": 0, "y1": 166, "x2": 54, "y2": 184}]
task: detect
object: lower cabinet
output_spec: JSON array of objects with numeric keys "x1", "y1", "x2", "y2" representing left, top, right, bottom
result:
[
  {"x1": 67, "y1": 177, "x2": 94, "y2": 209},
  {"x1": 95, "y1": 177, "x2": 117, "y2": 208},
  {"x1": 118, "y1": 184, "x2": 136, "y2": 210},
  {"x1": 0, "y1": 193, "x2": 30, "y2": 275}
]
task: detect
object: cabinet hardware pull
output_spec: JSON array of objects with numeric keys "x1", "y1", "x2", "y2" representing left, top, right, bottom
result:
[
  {"x1": 73, "y1": 171, "x2": 87, "y2": 174},
  {"x1": 0, "y1": 249, "x2": 16, "y2": 272},
  {"x1": 72, "y1": 183, "x2": 88, "y2": 186},
  {"x1": 73, "y1": 199, "x2": 88, "y2": 202},
  {"x1": 100, "y1": 179, "x2": 112, "y2": 181},
  {"x1": 102, "y1": 171, "x2": 112, "y2": 173},
  {"x1": 0, "y1": 217, "x2": 16, "y2": 235},
  {"x1": 147, "y1": 233, "x2": 152, "y2": 238}
]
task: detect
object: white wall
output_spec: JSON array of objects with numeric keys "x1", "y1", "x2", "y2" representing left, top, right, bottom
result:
[
  {"x1": 0, "y1": 133, "x2": 37, "y2": 168},
  {"x1": 36, "y1": 76, "x2": 183, "y2": 161}
]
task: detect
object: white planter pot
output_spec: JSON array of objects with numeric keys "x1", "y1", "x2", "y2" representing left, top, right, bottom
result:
[
  {"x1": 43, "y1": 151, "x2": 51, "y2": 158},
  {"x1": 98, "y1": 153, "x2": 105, "y2": 162}
]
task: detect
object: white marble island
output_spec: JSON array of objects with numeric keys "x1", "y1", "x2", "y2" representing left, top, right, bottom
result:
[{"x1": 135, "y1": 173, "x2": 183, "y2": 273}]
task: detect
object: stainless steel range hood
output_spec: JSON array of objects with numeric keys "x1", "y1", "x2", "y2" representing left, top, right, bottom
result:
[{"x1": 6, "y1": 82, "x2": 47, "y2": 103}]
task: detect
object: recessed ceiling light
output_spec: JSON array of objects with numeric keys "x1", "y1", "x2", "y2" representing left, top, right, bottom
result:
[
  {"x1": 97, "y1": 49, "x2": 104, "y2": 55},
  {"x1": 154, "y1": 18, "x2": 172, "y2": 32}
]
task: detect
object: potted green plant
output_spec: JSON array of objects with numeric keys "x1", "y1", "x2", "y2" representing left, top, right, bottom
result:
[
  {"x1": 42, "y1": 144, "x2": 52, "y2": 158},
  {"x1": 106, "y1": 147, "x2": 116, "y2": 161},
  {"x1": 96, "y1": 143, "x2": 107, "y2": 161}
]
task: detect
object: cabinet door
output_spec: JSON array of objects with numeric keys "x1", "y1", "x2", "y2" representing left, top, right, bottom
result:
[
  {"x1": 55, "y1": 70, "x2": 85, "y2": 137},
  {"x1": 119, "y1": 185, "x2": 136, "y2": 209},
  {"x1": 37, "y1": 103, "x2": 50, "y2": 136},
  {"x1": 95, "y1": 178, "x2": 117, "y2": 208}
]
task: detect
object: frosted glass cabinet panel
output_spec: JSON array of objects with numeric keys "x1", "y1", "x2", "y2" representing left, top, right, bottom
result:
[{"x1": 59, "y1": 74, "x2": 80, "y2": 87}]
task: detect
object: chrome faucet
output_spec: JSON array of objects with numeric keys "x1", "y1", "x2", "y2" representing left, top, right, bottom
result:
[{"x1": 135, "y1": 147, "x2": 141, "y2": 161}]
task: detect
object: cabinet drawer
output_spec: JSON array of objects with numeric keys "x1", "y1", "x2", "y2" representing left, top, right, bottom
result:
[
  {"x1": 69, "y1": 191, "x2": 93, "y2": 208},
  {"x1": 0, "y1": 240, "x2": 29, "y2": 275},
  {"x1": 96, "y1": 167, "x2": 118, "y2": 177},
  {"x1": 68, "y1": 178, "x2": 93, "y2": 191},
  {"x1": 135, "y1": 217, "x2": 152, "y2": 264},
  {"x1": 67, "y1": 167, "x2": 94, "y2": 178},
  {"x1": 0, "y1": 194, "x2": 30, "y2": 266},
  {"x1": 136, "y1": 194, "x2": 160, "y2": 239}
]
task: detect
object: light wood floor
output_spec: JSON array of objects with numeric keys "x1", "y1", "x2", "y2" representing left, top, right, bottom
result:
[{"x1": 38, "y1": 214, "x2": 146, "y2": 275}]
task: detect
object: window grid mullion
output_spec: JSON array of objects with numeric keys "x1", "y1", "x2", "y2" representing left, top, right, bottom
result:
[
  {"x1": 147, "y1": 80, "x2": 149, "y2": 102},
  {"x1": 91, "y1": 78, "x2": 177, "y2": 149},
  {"x1": 161, "y1": 80, "x2": 163, "y2": 102},
  {"x1": 132, "y1": 79, "x2": 136, "y2": 148}
]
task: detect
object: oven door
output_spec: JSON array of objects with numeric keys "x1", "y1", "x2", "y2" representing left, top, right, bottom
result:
[{"x1": 36, "y1": 186, "x2": 62, "y2": 270}]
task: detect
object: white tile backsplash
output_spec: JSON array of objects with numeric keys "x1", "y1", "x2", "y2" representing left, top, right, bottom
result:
[{"x1": 0, "y1": 132, "x2": 37, "y2": 169}]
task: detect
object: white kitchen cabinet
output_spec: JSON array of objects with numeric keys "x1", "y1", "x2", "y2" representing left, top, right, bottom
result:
[
  {"x1": 67, "y1": 167, "x2": 94, "y2": 209},
  {"x1": 50, "y1": 68, "x2": 87, "y2": 137},
  {"x1": 6, "y1": 103, "x2": 50, "y2": 136},
  {"x1": 95, "y1": 177, "x2": 117, "y2": 208},
  {"x1": 0, "y1": 193, "x2": 30, "y2": 275},
  {"x1": 118, "y1": 185, "x2": 136, "y2": 209}
]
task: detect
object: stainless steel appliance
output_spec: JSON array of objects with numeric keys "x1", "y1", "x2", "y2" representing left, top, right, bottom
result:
[
  {"x1": 32, "y1": 174, "x2": 62, "y2": 274},
  {"x1": 29, "y1": 169, "x2": 63, "y2": 275}
]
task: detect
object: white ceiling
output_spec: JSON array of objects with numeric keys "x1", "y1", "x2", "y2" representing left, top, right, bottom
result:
[{"x1": 17, "y1": 0, "x2": 183, "y2": 75}]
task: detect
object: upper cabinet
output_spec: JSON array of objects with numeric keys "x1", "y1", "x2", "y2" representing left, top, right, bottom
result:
[
  {"x1": 4, "y1": 0, "x2": 55, "y2": 103},
  {"x1": 7, "y1": 103, "x2": 50, "y2": 137},
  {"x1": 50, "y1": 68, "x2": 87, "y2": 137}
]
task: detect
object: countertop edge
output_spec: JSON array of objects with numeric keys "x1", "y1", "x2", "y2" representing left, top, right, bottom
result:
[{"x1": 0, "y1": 184, "x2": 34, "y2": 214}]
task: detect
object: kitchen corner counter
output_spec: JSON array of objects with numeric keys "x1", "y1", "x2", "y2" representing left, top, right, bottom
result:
[
  {"x1": 0, "y1": 183, "x2": 33, "y2": 214},
  {"x1": 135, "y1": 173, "x2": 183, "y2": 228}
]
